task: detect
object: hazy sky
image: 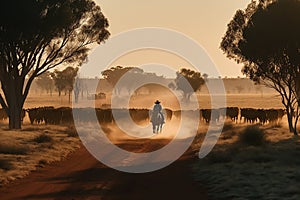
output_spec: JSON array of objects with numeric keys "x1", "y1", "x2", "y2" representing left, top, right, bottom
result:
[{"x1": 93, "y1": 0, "x2": 251, "y2": 78}]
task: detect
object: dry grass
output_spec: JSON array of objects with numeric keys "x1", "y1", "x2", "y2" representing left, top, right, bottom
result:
[
  {"x1": 64, "y1": 127, "x2": 78, "y2": 137},
  {"x1": 192, "y1": 122, "x2": 300, "y2": 200},
  {"x1": 0, "y1": 125, "x2": 80, "y2": 186},
  {"x1": 33, "y1": 134, "x2": 53, "y2": 143},
  {"x1": 0, "y1": 144, "x2": 29, "y2": 155},
  {"x1": 24, "y1": 93, "x2": 72, "y2": 108}
]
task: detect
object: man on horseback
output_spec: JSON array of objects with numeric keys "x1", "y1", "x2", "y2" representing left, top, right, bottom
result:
[{"x1": 151, "y1": 100, "x2": 165, "y2": 124}]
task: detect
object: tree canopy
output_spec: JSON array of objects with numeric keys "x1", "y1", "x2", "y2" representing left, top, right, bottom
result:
[
  {"x1": 221, "y1": 0, "x2": 300, "y2": 135},
  {"x1": 101, "y1": 66, "x2": 166, "y2": 95},
  {"x1": 35, "y1": 71, "x2": 54, "y2": 95},
  {"x1": 52, "y1": 67, "x2": 78, "y2": 94},
  {"x1": 101, "y1": 66, "x2": 143, "y2": 87},
  {"x1": 173, "y1": 68, "x2": 205, "y2": 101},
  {"x1": 0, "y1": 0, "x2": 109, "y2": 129},
  {"x1": 51, "y1": 67, "x2": 78, "y2": 103}
]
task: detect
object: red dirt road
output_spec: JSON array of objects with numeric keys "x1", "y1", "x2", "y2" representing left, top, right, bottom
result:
[{"x1": 0, "y1": 139, "x2": 209, "y2": 200}]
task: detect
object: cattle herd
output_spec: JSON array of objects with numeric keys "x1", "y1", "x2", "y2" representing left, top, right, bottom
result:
[
  {"x1": 0, "y1": 107, "x2": 286, "y2": 126},
  {"x1": 201, "y1": 107, "x2": 285, "y2": 124}
]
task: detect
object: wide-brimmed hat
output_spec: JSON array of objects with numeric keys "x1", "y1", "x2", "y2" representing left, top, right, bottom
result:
[{"x1": 154, "y1": 100, "x2": 161, "y2": 104}]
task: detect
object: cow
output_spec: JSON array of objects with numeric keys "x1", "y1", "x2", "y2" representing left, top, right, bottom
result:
[
  {"x1": 240, "y1": 108, "x2": 258, "y2": 124},
  {"x1": 200, "y1": 109, "x2": 220, "y2": 123},
  {"x1": 0, "y1": 108, "x2": 8, "y2": 121}
]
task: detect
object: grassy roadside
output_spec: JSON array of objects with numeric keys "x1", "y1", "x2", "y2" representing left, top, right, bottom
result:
[
  {"x1": 192, "y1": 123, "x2": 300, "y2": 200},
  {"x1": 0, "y1": 124, "x2": 80, "y2": 186}
]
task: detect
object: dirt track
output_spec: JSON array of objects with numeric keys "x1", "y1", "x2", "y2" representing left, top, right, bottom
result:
[{"x1": 0, "y1": 139, "x2": 208, "y2": 200}]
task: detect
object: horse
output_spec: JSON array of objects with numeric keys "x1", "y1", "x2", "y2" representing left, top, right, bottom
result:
[{"x1": 151, "y1": 111, "x2": 164, "y2": 133}]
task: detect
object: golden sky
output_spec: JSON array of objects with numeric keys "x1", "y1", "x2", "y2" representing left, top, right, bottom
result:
[{"x1": 94, "y1": 0, "x2": 251, "y2": 78}]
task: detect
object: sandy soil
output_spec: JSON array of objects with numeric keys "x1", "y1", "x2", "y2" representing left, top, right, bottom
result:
[{"x1": 0, "y1": 139, "x2": 208, "y2": 200}]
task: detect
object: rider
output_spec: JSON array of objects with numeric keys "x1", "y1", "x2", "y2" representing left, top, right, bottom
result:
[{"x1": 152, "y1": 100, "x2": 165, "y2": 123}]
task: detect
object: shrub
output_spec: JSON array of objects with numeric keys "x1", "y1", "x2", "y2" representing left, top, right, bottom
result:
[
  {"x1": 222, "y1": 122, "x2": 234, "y2": 132},
  {"x1": 238, "y1": 125, "x2": 266, "y2": 146},
  {"x1": 65, "y1": 129, "x2": 78, "y2": 137},
  {"x1": 38, "y1": 159, "x2": 48, "y2": 165},
  {"x1": 21, "y1": 126, "x2": 43, "y2": 132},
  {"x1": 37, "y1": 159, "x2": 49, "y2": 168},
  {"x1": 33, "y1": 134, "x2": 53, "y2": 143},
  {"x1": 0, "y1": 159, "x2": 13, "y2": 170},
  {"x1": 0, "y1": 144, "x2": 29, "y2": 155}
]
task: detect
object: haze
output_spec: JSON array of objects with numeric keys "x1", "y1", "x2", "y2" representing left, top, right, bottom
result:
[{"x1": 95, "y1": 0, "x2": 250, "y2": 78}]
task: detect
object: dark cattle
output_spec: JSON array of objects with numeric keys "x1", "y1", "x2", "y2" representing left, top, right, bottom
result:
[
  {"x1": 240, "y1": 108, "x2": 258, "y2": 124},
  {"x1": 0, "y1": 109, "x2": 8, "y2": 121},
  {"x1": 100, "y1": 109, "x2": 112, "y2": 123},
  {"x1": 73, "y1": 108, "x2": 98, "y2": 123},
  {"x1": 27, "y1": 108, "x2": 37, "y2": 124},
  {"x1": 27, "y1": 106, "x2": 61, "y2": 125},
  {"x1": 0, "y1": 109, "x2": 25, "y2": 122},
  {"x1": 173, "y1": 110, "x2": 181, "y2": 119},
  {"x1": 23, "y1": 106, "x2": 287, "y2": 127},
  {"x1": 277, "y1": 109, "x2": 285, "y2": 121},
  {"x1": 220, "y1": 107, "x2": 239, "y2": 122},
  {"x1": 200, "y1": 109, "x2": 220, "y2": 123},
  {"x1": 129, "y1": 109, "x2": 149, "y2": 123},
  {"x1": 164, "y1": 109, "x2": 173, "y2": 121},
  {"x1": 227, "y1": 107, "x2": 239, "y2": 122},
  {"x1": 59, "y1": 107, "x2": 73, "y2": 124},
  {"x1": 219, "y1": 108, "x2": 227, "y2": 120},
  {"x1": 240, "y1": 108, "x2": 286, "y2": 125},
  {"x1": 27, "y1": 107, "x2": 43, "y2": 124},
  {"x1": 44, "y1": 108, "x2": 61, "y2": 125},
  {"x1": 200, "y1": 109, "x2": 211, "y2": 123},
  {"x1": 211, "y1": 109, "x2": 220, "y2": 123},
  {"x1": 265, "y1": 109, "x2": 285, "y2": 124},
  {"x1": 112, "y1": 109, "x2": 127, "y2": 123},
  {"x1": 257, "y1": 109, "x2": 267, "y2": 124}
]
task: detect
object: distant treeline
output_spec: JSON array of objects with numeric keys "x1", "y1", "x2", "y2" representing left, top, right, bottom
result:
[{"x1": 29, "y1": 77, "x2": 275, "y2": 96}]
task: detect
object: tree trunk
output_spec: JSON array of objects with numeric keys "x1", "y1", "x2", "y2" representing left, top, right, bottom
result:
[
  {"x1": 0, "y1": 58, "x2": 36, "y2": 130},
  {"x1": 9, "y1": 106, "x2": 22, "y2": 129},
  {"x1": 286, "y1": 106, "x2": 297, "y2": 135},
  {"x1": 293, "y1": 108, "x2": 299, "y2": 136},
  {"x1": 287, "y1": 112, "x2": 294, "y2": 133},
  {"x1": 294, "y1": 123, "x2": 299, "y2": 136},
  {"x1": 4, "y1": 78, "x2": 24, "y2": 129},
  {"x1": 6, "y1": 87, "x2": 23, "y2": 129}
]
